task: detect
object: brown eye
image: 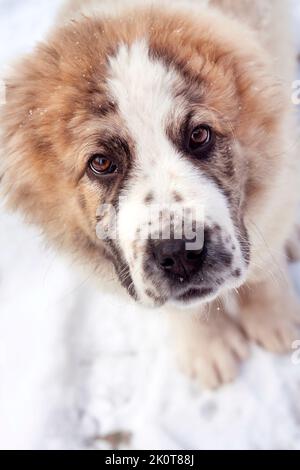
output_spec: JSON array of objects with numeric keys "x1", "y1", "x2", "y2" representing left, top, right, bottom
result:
[
  {"x1": 188, "y1": 125, "x2": 212, "y2": 153},
  {"x1": 88, "y1": 155, "x2": 117, "y2": 176}
]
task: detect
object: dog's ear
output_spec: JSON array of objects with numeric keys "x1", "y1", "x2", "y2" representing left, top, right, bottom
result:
[
  {"x1": 0, "y1": 20, "x2": 116, "y2": 271},
  {"x1": 0, "y1": 44, "x2": 85, "y2": 254},
  {"x1": 0, "y1": 43, "x2": 62, "y2": 221},
  {"x1": 0, "y1": 18, "x2": 104, "y2": 222}
]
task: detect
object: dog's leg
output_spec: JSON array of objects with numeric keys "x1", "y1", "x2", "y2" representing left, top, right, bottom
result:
[
  {"x1": 239, "y1": 264, "x2": 300, "y2": 353},
  {"x1": 168, "y1": 302, "x2": 250, "y2": 389}
]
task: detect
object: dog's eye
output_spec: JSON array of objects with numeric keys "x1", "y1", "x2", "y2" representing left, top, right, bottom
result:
[
  {"x1": 188, "y1": 125, "x2": 212, "y2": 153},
  {"x1": 88, "y1": 155, "x2": 117, "y2": 176}
]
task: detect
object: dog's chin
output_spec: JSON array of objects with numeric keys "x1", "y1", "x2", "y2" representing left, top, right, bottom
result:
[
  {"x1": 169, "y1": 271, "x2": 248, "y2": 309},
  {"x1": 133, "y1": 286, "x2": 218, "y2": 310},
  {"x1": 134, "y1": 270, "x2": 248, "y2": 310},
  {"x1": 170, "y1": 286, "x2": 220, "y2": 309}
]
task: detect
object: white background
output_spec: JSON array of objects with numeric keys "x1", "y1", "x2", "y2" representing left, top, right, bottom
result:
[{"x1": 0, "y1": 0, "x2": 300, "y2": 450}]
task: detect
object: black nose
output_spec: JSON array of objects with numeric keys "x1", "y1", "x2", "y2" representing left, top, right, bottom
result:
[{"x1": 152, "y1": 239, "x2": 204, "y2": 281}]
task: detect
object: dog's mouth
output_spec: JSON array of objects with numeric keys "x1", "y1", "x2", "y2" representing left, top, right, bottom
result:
[
  {"x1": 123, "y1": 269, "x2": 243, "y2": 308},
  {"x1": 118, "y1": 264, "x2": 245, "y2": 308}
]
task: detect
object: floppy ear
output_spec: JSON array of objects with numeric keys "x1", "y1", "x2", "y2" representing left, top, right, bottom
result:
[
  {"x1": 0, "y1": 18, "x2": 117, "y2": 274},
  {"x1": 0, "y1": 33, "x2": 92, "y2": 263},
  {"x1": 0, "y1": 17, "x2": 103, "y2": 224},
  {"x1": 0, "y1": 44, "x2": 63, "y2": 224}
]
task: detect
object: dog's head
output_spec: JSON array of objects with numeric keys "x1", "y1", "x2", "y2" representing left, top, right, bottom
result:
[{"x1": 0, "y1": 8, "x2": 286, "y2": 307}]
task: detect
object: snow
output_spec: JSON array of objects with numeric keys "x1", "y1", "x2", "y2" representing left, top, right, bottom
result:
[{"x1": 0, "y1": 0, "x2": 300, "y2": 450}]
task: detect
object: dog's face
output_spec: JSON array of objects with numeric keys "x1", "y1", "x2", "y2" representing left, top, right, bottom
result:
[{"x1": 1, "y1": 9, "x2": 285, "y2": 307}]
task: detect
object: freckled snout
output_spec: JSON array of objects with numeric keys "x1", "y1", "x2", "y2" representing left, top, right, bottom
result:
[{"x1": 140, "y1": 221, "x2": 247, "y2": 307}]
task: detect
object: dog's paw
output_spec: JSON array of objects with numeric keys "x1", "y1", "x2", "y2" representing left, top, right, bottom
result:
[
  {"x1": 177, "y1": 317, "x2": 250, "y2": 390},
  {"x1": 240, "y1": 305, "x2": 300, "y2": 354}
]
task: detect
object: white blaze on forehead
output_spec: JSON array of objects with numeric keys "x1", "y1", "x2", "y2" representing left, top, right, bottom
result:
[
  {"x1": 107, "y1": 40, "x2": 178, "y2": 155},
  {"x1": 107, "y1": 39, "x2": 196, "y2": 196},
  {"x1": 106, "y1": 39, "x2": 235, "y2": 230}
]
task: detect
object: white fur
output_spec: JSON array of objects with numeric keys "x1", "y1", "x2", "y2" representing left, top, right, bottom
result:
[{"x1": 107, "y1": 40, "x2": 246, "y2": 305}]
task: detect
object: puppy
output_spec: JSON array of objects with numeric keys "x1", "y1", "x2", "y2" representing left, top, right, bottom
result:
[{"x1": 1, "y1": 0, "x2": 300, "y2": 388}]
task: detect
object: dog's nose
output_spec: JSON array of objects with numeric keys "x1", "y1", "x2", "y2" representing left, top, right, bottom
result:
[{"x1": 152, "y1": 239, "x2": 204, "y2": 280}]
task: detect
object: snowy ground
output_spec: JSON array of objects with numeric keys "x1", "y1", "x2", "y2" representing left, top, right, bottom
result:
[{"x1": 0, "y1": 0, "x2": 300, "y2": 451}]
